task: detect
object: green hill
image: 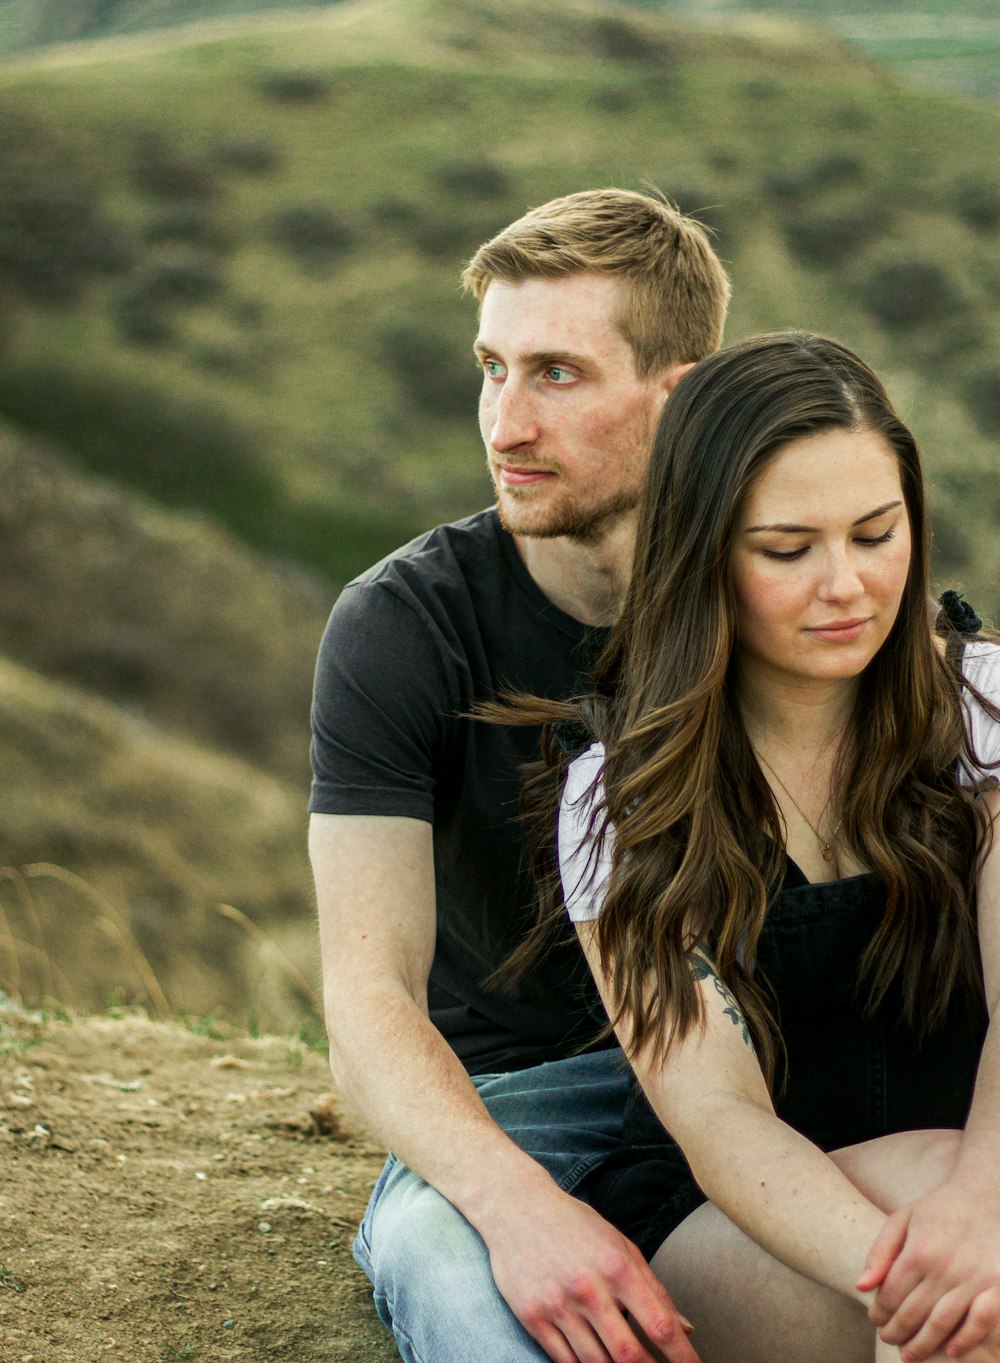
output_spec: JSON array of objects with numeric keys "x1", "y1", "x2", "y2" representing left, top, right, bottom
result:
[
  {"x1": 0, "y1": 0, "x2": 996, "y2": 612},
  {"x1": 0, "y1": 0, "x2": 344, "y2": 55},
  {"x1": 0, "y1": 422, "x2": 326, "y2": 1027},
  {"x1": 650, "y1": 2, "x2": 1000, "y2": 104}
]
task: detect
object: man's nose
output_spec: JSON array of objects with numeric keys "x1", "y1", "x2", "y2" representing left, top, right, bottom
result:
[{"x1": 486, "y1": 378, "x2": 539, "y2": 453}]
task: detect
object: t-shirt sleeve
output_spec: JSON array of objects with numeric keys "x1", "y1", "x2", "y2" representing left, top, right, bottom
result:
[
  {"x1": 309, "y1": 580, "x2": 460, "y2": 820},
  {"x1": 558, "y1": 742, "x2": 615, "y2": 922},
  {"x1": 961, "y1": 642, "x2": 1000, "y2": 784}
]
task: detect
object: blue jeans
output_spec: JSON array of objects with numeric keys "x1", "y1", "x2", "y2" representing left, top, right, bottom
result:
[{"x1": 352, "y1": 1048, "x2": 631, "y2": 1363}]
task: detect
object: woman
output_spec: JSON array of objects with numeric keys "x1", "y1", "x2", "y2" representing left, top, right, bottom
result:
[{"x1": 518, "y1": 333, "x2": 1000, "y2": 1362}]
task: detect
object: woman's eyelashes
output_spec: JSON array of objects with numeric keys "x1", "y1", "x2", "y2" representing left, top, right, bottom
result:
[{"x1": 760, "y1": 528, "x2": 897, "y2": 562}]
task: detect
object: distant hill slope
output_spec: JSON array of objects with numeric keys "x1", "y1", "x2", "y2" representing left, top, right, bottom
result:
[
  {"x1": 649, "y1": 1, "x2": 1000, "y2": 104},
  {"x1": 2, "y1": 0, "x2": 996, "y2": 105},
  {"x1": 0, "y1": 423, "x2": 327, "y2": 782},
  {"x1": 0, "y1": 0, "x2": 344, "y2": 55},
  {"x1": 0, "y1": 423, "x2": 327, "y2": 1026},
  {"x1": 0, "y1": 0, "x2": 995, "y2": 612}
]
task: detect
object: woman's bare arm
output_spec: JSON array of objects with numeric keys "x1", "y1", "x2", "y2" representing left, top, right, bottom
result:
[{"x1": 575, "y1": 923, "x2": 889, "y2": 1303}]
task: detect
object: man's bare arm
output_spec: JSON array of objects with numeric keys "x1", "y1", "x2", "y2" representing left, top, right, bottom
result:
[{"x1": 310, "y1": 811, "x2": 699, "y2": 1363}]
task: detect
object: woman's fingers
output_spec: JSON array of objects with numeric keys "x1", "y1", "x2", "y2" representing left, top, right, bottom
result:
[
  {"x1": 859, "y1": 1208, "x2": 911, "y2": 1296},
  {"x1": 882, "y1": 1287, "x2": 970, "y2": 1360},
  {"x1": 942, "y1": 1287, "x2": 1000, "y2": 1358}
]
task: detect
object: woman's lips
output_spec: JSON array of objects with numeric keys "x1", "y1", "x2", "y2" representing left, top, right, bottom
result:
[{"x1": 806, "y1": 617, "x2": 871, "y2": 643}]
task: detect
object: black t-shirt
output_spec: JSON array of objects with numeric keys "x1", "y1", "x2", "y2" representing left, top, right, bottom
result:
[{"x1": 309, "y1": 508, "x2": 612, "y2": 1074}]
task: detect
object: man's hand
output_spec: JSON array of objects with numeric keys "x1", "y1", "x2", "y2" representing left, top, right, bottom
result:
[
  {"x1": 485, "y1": 1180, "x2": 699, "y2": 1363},
  {"x1": 858, "y1": 1181, "x2": 1000, "y2": 1361}
]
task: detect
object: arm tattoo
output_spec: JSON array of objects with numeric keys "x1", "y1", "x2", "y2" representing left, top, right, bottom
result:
[{"x1": 691, "y1": 951, "x2": 753, "y2": 1050}]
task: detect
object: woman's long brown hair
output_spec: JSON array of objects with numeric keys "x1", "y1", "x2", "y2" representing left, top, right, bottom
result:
[{"x1": 497, "y1": 332, "x2": 994, "y2": 1085}]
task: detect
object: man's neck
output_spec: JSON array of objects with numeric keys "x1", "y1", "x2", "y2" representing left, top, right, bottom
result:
[{"x1": 512, "y1": 516, "x2": 637, "y2": 627}]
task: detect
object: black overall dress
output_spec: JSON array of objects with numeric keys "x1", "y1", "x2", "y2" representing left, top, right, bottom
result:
[{"x1": 584, "y1": 861, "x2": 988, "y2": 1259}]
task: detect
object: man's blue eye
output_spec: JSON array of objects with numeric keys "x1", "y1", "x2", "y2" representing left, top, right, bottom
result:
[{"x1": 547, "y1": 367, "x2": 573, "y2": 382}]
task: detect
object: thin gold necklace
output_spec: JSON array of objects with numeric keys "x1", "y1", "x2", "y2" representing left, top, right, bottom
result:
[{"x1": 754, "y1": 750, "x2": 843, "y2": 863}]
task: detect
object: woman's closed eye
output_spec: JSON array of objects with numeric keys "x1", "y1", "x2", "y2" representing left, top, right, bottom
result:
[{"x1": 761, "y1": 528, "x2": 897, "y2": 562}]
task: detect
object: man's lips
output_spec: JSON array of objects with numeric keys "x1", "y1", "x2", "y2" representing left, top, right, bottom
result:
[
  {"x1": 806, "y1": 617, "x2": 872, "y2": 642},
  {"x1": 496, "y1": 464, "x2": 556, "y2": 486}
]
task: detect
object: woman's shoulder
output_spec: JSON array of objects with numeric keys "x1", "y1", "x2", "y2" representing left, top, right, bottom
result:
[
  {"x1": 961, "y1": 640, "x2": 1000, "y2": 697},
  {"x1": 563, "y1": 741, "x2": 606, "y2": 805},
  {"x1": 957, "y1": 640, "x2": 1000, "y2": 780}
]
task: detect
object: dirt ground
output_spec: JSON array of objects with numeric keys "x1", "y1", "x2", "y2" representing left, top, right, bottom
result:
[{"x1": 0, "y1": 998, "x2": 400, "y2": 1363}]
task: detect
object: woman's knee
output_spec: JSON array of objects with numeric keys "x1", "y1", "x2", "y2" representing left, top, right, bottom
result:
[{"x1": 830, "y1": 1128, "x2": 961, "y2": 1211}]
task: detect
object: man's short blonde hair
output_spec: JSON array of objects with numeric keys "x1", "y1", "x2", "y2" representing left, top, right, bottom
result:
[{"x1": 462, "y1": 188, "x2": 731, "y2": 376}]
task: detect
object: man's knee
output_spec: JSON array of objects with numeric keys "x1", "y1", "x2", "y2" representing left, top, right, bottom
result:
[{"x1": 368, "y1": 1175, "x2": 492, "y2": 1298}]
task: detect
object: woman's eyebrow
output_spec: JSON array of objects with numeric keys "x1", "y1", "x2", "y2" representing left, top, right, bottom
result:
[{"x1": 745, "y1": 500, "x2": 903, "y2": 534}]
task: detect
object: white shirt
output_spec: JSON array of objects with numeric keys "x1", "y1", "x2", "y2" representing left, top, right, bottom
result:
[{"x1": 559, "y1": 642, "x2": 1000, "y2": 923}]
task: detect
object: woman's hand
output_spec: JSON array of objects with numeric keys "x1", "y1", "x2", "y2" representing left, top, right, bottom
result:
[{"x1": 859, "y1": 1180, "x2": 1000, "y2": 1360}]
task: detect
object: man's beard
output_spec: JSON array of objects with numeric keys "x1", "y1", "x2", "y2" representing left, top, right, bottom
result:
[{"x1": 495, "y1": 484, "x2": 641, "y2": 544}]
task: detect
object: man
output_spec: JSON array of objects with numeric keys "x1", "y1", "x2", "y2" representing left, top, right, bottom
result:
[{"x1": 310, "y1": 189, "x2": 731, "y2": 1363}]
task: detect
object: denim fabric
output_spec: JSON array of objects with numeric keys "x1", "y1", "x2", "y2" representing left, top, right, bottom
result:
[
  {"x1": 586, "y1": 871, "x2": 988, "y2": 1259},
  {"x1": 352, "y1": 1047, "x2": 631, "y2": 1363}
]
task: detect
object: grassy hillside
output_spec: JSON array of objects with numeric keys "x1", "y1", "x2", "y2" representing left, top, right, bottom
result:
[
  {"x1": 3, "y1": 0, "x2": 996, "y2": 104},
  {"x1": 649, "y1": 1, "x2": 1000, "y2": 104},
  {"x1": 0, "y1": 423, "x2": 328, "y2": 1027},
  {"x1": 0, "y1": 0, "x2": 996, "y2": 611},
  {"x1": 0, "y1": 0, "x2": 344, "y2": 54}
]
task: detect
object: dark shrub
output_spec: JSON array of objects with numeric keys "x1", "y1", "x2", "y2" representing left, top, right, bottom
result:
[
  {"x1": 809, "y1": 153, "x2": 866, "y2": 189},
  {"x1": 0, "y1": 104, "x2": 131, "y2": 306},
  {"x1": 137, "y1": 248, "x2": 226, "y2": 305},
  {"x1": 111, "y1": 283, "x2": 176, "y2": 347},
  {"x1": 213, "y1": 136, "x2": 284, "y2": 175},
  {"x1": 832, "y1": 104, "x2": 870, "y2": 131},
  {"x1": 591, "y1": 86, "x2": 635, "y2": 114},
  {"x1": 132, "y1": 135, "x2": 218, "y2": 202},
  {"x1": 762, "y1": 166, "x2": 812, "y2": 203},
  {"x1": 783, "y1": 208, "x2": 885, "y2": 267},
  {"x1": 269, "y1": 202, "x2": 354, "y2": 271},
  {"x1": 379, "y1": 322, "x2": 479, "y2": 420},
  {"x1": 434, "y1": 159, "x2": 511, "y2": 200},
  {"x1": 590, "y1": 17, "x2": 676, "y2": 67},
  {"x1": 258, "y1": 69, "x2": 331, "y2": 103},
  {"x1": 862, "y1": 260, "x2": 961, "y2": 330},
  {"x1": 371, "y1": 197, "x2": 422, "y2": 228},
  {"x1": 144, "y1": 202, "x2": 232, "y2": 251},
  {"x1": 966, "y1": 366, "x2": 1000, "y2": 435},
  {"x1": 955, "y1": 183, "x2": 1000, "y2": 233},
  {"x1": 744, "y1": 77, "x2": 780, "y2": 102}
]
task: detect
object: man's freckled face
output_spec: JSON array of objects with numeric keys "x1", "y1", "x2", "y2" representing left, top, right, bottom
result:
[{"x1": 474, "y1": 275, "x2": 668, "y2": 541}]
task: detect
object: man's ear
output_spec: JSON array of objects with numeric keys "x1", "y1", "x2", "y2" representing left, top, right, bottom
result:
[{"x1": 660, "y1": 360, "x2": 695, "y2": 396}]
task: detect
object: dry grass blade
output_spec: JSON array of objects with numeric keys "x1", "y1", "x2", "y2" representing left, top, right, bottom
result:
[
  {"x1": 217, "y1": 902, "x2": 321, "y2": 1014},
  {"x1": 0, "y1": 867, "x2": 54, "y2": 1000},
  {"x1": 21, "y1": 863, "x2": 172, "y2": 1018},
  {"x1": 0, "y1": 934, "x2": 76, "y2": 1004}
]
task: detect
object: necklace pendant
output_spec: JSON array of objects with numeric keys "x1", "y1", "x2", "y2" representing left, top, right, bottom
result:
[{"x1": 822, "y1": 845, "x2": 834, "y2": 861}]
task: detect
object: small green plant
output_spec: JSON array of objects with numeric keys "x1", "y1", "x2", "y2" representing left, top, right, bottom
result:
[
  {"x1": 0, "y1": 1263, "x2": 27, "y2": 1292},
  {"x1": 161, "y1": 1343, "x2": 198, "y2": 1361}
]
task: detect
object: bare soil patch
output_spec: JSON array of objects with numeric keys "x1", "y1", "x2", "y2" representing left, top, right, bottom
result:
[{"x1": 0, "y1": 1003, "x2": 398, "y2": 1362}]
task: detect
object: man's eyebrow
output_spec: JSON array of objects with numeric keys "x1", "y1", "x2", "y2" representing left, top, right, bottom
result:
[
  {"x1": 472, "y1": 341, "x2": 590, "y2": 368},
  {"x1": 745, "y1": 500, "x2": 903, "y2": 534}
]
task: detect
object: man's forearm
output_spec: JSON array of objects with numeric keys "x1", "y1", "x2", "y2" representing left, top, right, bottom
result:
[{"x1": 327, "y1": 982, "x2": 557, "y2": 1230}]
